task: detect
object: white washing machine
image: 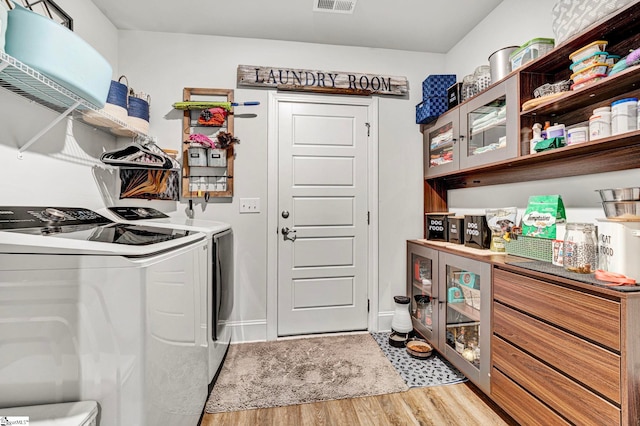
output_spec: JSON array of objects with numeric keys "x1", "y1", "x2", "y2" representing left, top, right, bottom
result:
[
  {"x1": 101, "y1": 207, "x2": 233, "y2": 388},
  {"x1": 0, "y1": 206, "x2": 210, "y2": 426}
]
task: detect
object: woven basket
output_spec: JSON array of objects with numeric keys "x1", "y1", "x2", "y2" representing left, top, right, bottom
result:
[{"x1": 504, "y1": 235, "x2": 553, "y2": 262}]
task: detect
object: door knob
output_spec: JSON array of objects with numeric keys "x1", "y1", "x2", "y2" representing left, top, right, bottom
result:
[
  {"x1": 281, "y1": 226, "x2": 297, "y2": 242},
  {"x1": 282, "y1": 210, "x2": 290, "y2": 218}
]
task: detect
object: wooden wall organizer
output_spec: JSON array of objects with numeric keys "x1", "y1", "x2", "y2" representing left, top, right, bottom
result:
[{"x1": 181, "y1": 87, "x2": 235, "y2": 199}]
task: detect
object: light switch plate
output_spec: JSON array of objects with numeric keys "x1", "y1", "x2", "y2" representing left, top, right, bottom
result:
[{"x1": 239, "y1": 198, "x2": 260, "y2": 213}]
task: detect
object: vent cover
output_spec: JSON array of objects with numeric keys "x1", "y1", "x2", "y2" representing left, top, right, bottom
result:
[{"x1": 313, "y1": 0, "x2": 357, "y2": 14}]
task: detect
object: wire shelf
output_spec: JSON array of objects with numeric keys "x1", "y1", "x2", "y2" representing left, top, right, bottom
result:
[{"x1": 0, "y1": 51, "x2": 148, "y2": 144}]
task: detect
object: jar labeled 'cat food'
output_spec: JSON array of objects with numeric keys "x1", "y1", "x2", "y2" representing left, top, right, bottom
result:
[
  {"x1": 589, "y1": 106, "x2": 611, "y2": 140},
  {"x1": 611, "y1": 97, "x2": 638, "y2": 135}
]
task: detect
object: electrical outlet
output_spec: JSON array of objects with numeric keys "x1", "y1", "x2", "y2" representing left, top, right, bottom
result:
[{"x1": 239, "y1": 198, "x2": 260, "y2": 213}]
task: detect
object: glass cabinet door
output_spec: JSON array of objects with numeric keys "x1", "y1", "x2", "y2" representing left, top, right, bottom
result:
[
  {"x1": 459, "y1": 75, "x2": 518, "y2": 170},
  {"x1": 406, "y1": 242, "x2": 439, "y2": 345},
  {"x1": 424, "y1": 109, "x2": 460, "y2": 177},
  {"x1": 438, "y1": 253, "x2": 491, "y2": 394}
]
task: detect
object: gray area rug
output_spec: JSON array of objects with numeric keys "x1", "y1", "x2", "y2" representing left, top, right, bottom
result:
[
  {"x1": 371, "y1": 332, "x2": 467, "y2": 388},
  {"x1": 205, "y1": 333, "x2": 409, "y2": 413}
]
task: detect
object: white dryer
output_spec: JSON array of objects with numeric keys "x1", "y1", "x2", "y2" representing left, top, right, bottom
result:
[
  {"x1": 0, "y1": 206, "x2": 210, "y2": 426},
  {"x1": 102, "y1": 207, "x2": 233, "y2": 388}
]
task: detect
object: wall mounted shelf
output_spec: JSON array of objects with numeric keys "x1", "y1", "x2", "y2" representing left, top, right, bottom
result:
[{"x1": 0, "y1": 51, "x2": 151, "y2": 158}]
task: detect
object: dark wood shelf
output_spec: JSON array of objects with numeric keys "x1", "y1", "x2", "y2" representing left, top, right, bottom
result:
[
  {"x1": 521, "y1": 66, "x2": 640, "y2": 118},
  {"x1": 424, "y1": 2, "x2": 640, "y2": 215},
  {"x1": 431, "y1": 131, "x2": 640, "y2": 189}
]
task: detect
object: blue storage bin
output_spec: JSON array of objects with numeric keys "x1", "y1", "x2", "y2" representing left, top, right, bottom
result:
[
  {"x1": 416, "y1": 97, "x2": 448, "y2": 124},
  {"x1": 5, "y1": 3, "x2": 112, "y2": 108},
  {"x1": 422, "y1": 74, "x2": 456, "y2": 99}
]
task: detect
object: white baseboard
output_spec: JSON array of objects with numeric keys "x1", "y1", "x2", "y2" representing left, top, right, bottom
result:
[
  {"x1": 229, "y1": 312, "x2": 394, "y2": 344},
  {"x1": 227, "y1": 319, "x2": 268, "y2": 343},
  {"x1": 377, "y1": 311, "x2": 394, "y2": 333}
]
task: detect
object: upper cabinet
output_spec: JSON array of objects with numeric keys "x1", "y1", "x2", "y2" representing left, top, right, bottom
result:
[
  {"x1": 459, "y1": 76, "x2": 518, "y2": 170},
  {"x1": 424, "y1": 76, "x2": 518, "y2": 178}
]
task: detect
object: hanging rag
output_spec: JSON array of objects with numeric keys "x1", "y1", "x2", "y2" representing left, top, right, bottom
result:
[{"x1": 198, "y1": 107, "x2": 228, "y2": 126}]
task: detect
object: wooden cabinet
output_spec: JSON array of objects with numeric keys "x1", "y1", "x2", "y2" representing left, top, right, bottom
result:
[
  {"x1": 424, "y1": 109, "x2": 460, "y2": 177},
  {"x1": 424, "y1": 76, "x2": 518, "y2": 178},
  {"x1": 181, "y1": 87, "x2": 235, "y2": 199},
  {"x1": 458, "y1": 76, "x2": 518, "y2": 170},
  {"x1": 407, "y1": 240, "x2": 492, "y2": 394},
  {"x1": 492, "y1": 266, "x2": 640, "y2": 426},
  {"x1": 423, "y1": 1, "x2": 640, "y2": 213},
  {"x1": 407, "y1": 241, "x2": 439, "y2": 343}
]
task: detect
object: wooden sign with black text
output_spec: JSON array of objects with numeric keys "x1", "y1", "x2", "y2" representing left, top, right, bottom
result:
[{"x1": 237, "y1": 65, "x2": 408, "y2": 96}]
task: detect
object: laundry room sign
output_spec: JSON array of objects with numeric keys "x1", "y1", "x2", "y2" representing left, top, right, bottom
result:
[{"x1": 237, "y1": 65, "x2": 408, "y2": 96}]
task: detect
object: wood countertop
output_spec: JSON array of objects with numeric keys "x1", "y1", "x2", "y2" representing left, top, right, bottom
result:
[{"x1": 408, "y1": 239, "x2": 640, "y2": 299}]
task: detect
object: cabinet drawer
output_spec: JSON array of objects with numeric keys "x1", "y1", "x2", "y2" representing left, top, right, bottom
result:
[
  {"x1": 494, "y1": 303, "x2": 621, "y2": 403},
  {"x1": 493, "y1": 268, "x2": 621, "y2": 351},
  {"x1": 493, "y1": 336, "x2": 620, "y2": 426},
  {"x1": 491, "y1": 368, "x2": 570, "y2": 426}
]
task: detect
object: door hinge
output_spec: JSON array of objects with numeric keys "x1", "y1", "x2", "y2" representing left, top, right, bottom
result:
[
  {"x1": 367, "y1": 299, "x2": 370, "y2": 312},
  {"x1": 367, "y1": 211, "x2": 370, "y2": 225},
  {"x1": 365, "y1": 122, "x2": 370, "y2": 137}
]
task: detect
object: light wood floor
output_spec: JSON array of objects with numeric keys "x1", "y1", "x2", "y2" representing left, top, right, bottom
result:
[{"x1": 201, "y1": 382, "x2": 517, "y2": 425}]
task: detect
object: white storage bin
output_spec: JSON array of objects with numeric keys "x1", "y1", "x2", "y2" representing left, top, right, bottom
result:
[
  {"x1": 597, "y1": 219, "x2": 640, "y2": 281},
  {"x1": 207, "y1": 148, "x2": 227, "y2": 167},
  {"x1": 0, "y1": 401, "x2": 98, "y2": 426},
  {"x1": 187, "y1": 146, "x2": 208, "y2": 167}
]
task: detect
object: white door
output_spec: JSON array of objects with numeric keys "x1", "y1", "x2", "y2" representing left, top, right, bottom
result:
[{"x1": 277, "y1": 99, "x2": 370, "y2": 336}]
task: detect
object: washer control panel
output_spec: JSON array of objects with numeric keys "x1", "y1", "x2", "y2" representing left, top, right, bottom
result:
[{"x1": 0, "y1": 207, "x2": 111, "y2": 230}]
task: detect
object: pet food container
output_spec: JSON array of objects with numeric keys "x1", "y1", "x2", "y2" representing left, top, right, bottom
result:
[
  {"x1": 447, "y1": 216, "x2": 465, "y2": 244},
  {"x1": 563, "y1": 222, "x2": 598, "y2": 274},
  {"x1": 488, "y1": 46, "x2": 519, "y2": 83},
  {"x1": 426, "y1": 212, "x2": 455, "y2": 241},
  {"x1": 597, "y1": 219, "x2": 640, "y2": 281},
  {"x1": 5, "y1": 3, "x2": 112, "y2": 108},
  {"x1": 464, "y1": 215, "x2": 491, "y2": 249}
]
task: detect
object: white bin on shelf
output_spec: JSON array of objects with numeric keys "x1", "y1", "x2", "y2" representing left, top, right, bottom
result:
[{"x1": 0, "y1": 401, "x2": 98, "y2": 426}]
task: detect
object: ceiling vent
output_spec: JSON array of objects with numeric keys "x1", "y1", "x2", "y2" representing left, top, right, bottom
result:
[{"x1": 313, "y1": 0, "x2": 357, "y2": 14}]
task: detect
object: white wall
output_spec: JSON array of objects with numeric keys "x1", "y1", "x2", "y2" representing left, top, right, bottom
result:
[
  {"x1": 0, "y1": 1, "x2": 120, "y2": 210},
  {"x1": 116, "y1": 31, "x2": 444, "y2": 341},
  {"x1": 443, "y1": 0, "x2": 639, "y2": 225},
  {"x1": 446, "y1": 0, "x2": 557, "y2": 80}
]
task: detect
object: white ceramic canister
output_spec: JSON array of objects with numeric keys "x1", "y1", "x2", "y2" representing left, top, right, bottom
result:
[
  {"x1": 589, "y1": 106, "x2": 611, "y2": 140},
  {"x1": 597, "y1": 219, "x2": 640, "y2": 282},
  {"x1": 611, "y1": 97, "x2": 638, "y2": 135}
]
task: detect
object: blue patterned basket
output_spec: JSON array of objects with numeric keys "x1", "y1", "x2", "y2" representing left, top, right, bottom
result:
[
  {"x1": 416, "y1": 97, "x2": 448, "y2": 124},
  {"x1": 422, "y1": 74, "x2": 457, "y2": 100}
]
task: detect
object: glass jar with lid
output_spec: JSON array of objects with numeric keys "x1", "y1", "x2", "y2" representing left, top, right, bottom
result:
[{"x1": 563, "y1": 223, "x2": 598, "y2": 274}]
